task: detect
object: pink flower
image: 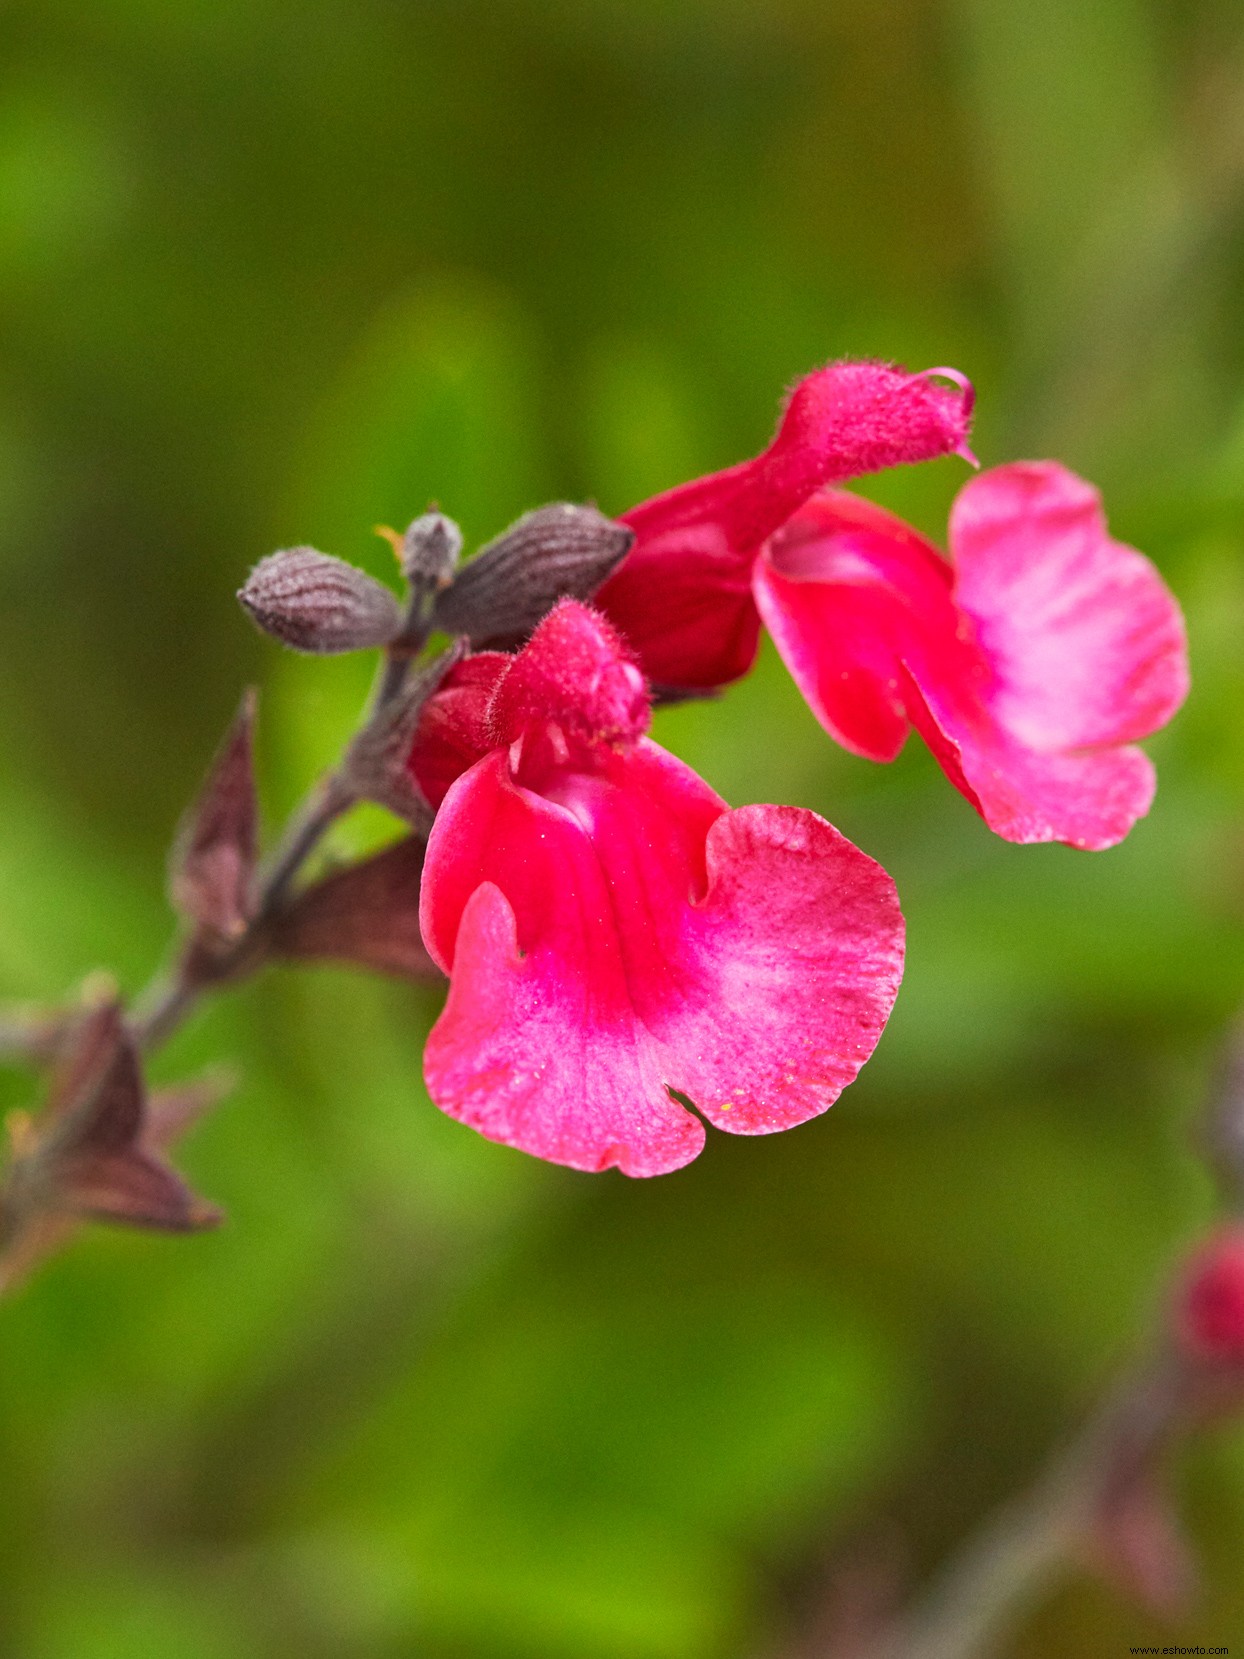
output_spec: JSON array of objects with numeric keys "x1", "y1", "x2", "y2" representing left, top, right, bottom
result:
[
  {"x1": 753, "y1": 465, "x2": 1188, "y2": 849},
  {"x1": 595, "y1": 358, "x2": 1186, "y2": 849},
  {"x1": 413, "y1": 601, "x2": 904, "y2": 1176},
  {"x1": 595, "y1": 359, "x2": 976, "y2": 690},
  {"x1": 1176, "y1": 1229, "x2": 1244, "y2": 1368}
]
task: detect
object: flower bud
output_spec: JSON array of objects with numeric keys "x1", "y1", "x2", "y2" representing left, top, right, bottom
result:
[
  {"x1": 1175, "y1": 1228, "x2": 1244, "y2": 1366},
  {"x1": 239, "y1": 548, "x2": 404, "y2": 654},
  {"x1": 400, "y1": 511, "x2": 463, "y2": 592},
  {"x1": 431, "y1": 504, "x2": 634, "y2": 645}
]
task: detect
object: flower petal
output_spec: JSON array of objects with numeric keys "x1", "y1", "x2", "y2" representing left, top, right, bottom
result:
[
  {"x1": 427, "y1": 884, "x2": 708, "y2": 1175},
  {"x1": 905, "y1": 672, "x2": 1158, "y2": 850},
  {"x1": 602, "y1": 527, "x2": 763, "y2": 694},
  {"x1": 407, "y1": 651, "x2": 511, "y2": 809},
  {"x1": 598, "y1": 362, "x2": 974, "y2": 689},
  {"x1": 757, "y1": 471, "x2": 1186, "y2": 849},
  {"x1": 648, "y1": 802, "x2": 904, "y2": 1135},
  {"x1": 421, "y1": 742, "x2": 903, "y2": 1173},
  {"x1": 755, "y1": 491, "x2": 958, "y2": 761},
  {"x1": 488, "y1": 600, "x2": 650, "y2": 749},
  {"x1": 948, "y1": 462, "x2": 1189, "y2": 752},
  {"x1": 420, "y1": 748, "x2": 715, "y2": 1175}
]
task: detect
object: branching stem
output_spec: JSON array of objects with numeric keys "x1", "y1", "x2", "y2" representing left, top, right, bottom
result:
[
  {"x1": 128, "y1": 641, "x2": 424, "y2": 1056},
  {"x1": 130, "y1": 773, "x2": 357, "y2": 1054},
  {"x1": 0, "y1": 634, "x2": 446, "y2": 1289}
]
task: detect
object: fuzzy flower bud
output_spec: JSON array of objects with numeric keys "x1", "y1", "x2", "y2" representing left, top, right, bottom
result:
[
  {"x1": 400, "y1": 511, "x2": 463, "y2": 592},
  {"x1": 239, "y1": 548, "x2": 404, "y2": 654},
  {"x1": 432, "y1": 504, "x2": 634, "y2": 645}
]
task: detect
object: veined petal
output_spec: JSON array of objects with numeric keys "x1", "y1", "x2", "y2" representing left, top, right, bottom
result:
[
  {"x1": 647, "y1": 802, "x2": 904, "y2": 1135},
  {"x1": 425, "y1": 882, "x2": 706, "y2": 1176},
  {"x1": 597, "y1": 362, "x2": 974, "y2": 689},
  {"x1": 420, "y1": 746, "x2": 720, "y2": 1175},
  {"x1": 421, "y1": 743, "x2": 903, "y2": 1174},
  {"x1": 948, "y1": 462, "x2": 1189, "y2": 751},
  {"x1": 419, "y1": 744, "x2": 724, "y2": 978}
]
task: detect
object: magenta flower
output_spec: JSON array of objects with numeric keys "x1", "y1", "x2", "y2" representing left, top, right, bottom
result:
[
  {"x1": 595, "y1": 361, "x2": 1187, "y2": 850},
  {"x1": 413, "y1": 601, "x2": 904, "y2": 1176},
  {"x1": 1177, "y1": 1229, "x2": 1244, "y2": 1369},
  {"x1": 753, "y1": 465, "x2": 1188, "y2": 849}
]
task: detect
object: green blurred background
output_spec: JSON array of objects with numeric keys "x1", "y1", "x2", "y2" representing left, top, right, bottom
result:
[{"x1": 2, "y1": 0, "x2": 1244, "y2": 1654}]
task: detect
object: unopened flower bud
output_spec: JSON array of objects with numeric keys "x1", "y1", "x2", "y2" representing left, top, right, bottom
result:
[
  {"x1": 431, "y1": 504, "x2": 634, "y2": 645},
  {"x1": 1175, "y1": 1228, "x2": 1244, "y2": 1366},
  {"x1": 400, "y1": 511, "x2": 463, "y2": 592},
  {"x1": 239, "y1": 548, "x2": 404, "y2": 654}
]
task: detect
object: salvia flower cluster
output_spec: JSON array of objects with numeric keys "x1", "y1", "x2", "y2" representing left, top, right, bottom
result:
[
  {"x1": 0, "y1": 358, "x2": 1191, "y2": 1262},
  {"x1": 232, "y1": 357, "x2": 1188, "y2": 1177},
  {"x1": 2, "y1": 353, "x2": 1234, "y2": 1649}
]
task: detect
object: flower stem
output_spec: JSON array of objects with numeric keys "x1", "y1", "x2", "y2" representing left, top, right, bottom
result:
[
  {"x1": 128, "y1": 643, "x2": 421, "y2": 1057},
  {"x1": 843, "y1": 1361, "x2": 1184, "y2": 1659},
  {"x1": 129, "y1": 772, "x2": 357, "y2": 1054},
  {"x1": 784, "y1": 1019, "x2": 1244, "y2": 1659}
]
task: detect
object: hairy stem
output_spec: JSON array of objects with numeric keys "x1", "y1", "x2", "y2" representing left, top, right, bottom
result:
[{"x1": 0, "y1": 617, "x2": 454, "y2": 1294}]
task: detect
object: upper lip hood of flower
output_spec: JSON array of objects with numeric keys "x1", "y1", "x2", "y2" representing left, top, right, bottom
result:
[
  {"x1": 593, "y1": 358, "x2": 976, "y2": 691},
  {"x1": 486, "y1": 600, "x2": 650, "y2": 751}
]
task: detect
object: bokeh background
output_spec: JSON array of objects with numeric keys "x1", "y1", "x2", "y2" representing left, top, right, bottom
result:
[{"x1": 2, "y1": 1, "x2": 1244, "y2": 1654}]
